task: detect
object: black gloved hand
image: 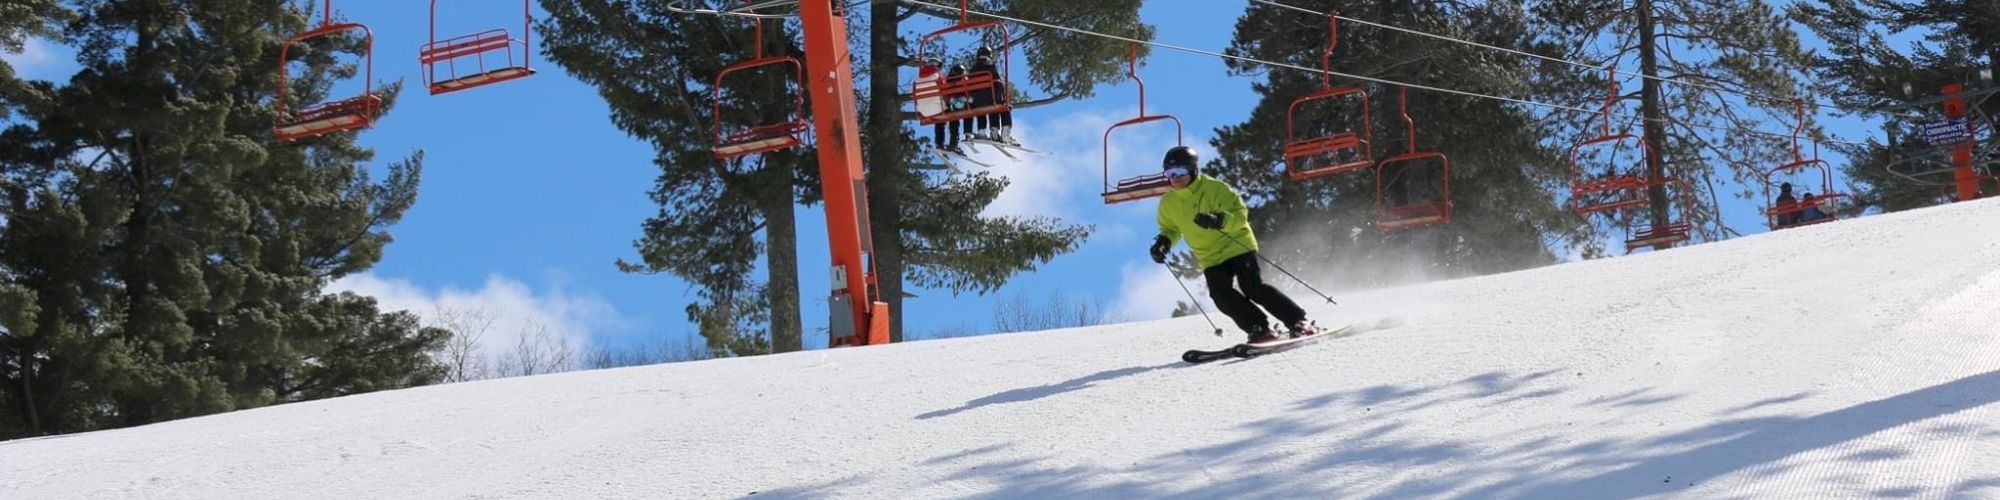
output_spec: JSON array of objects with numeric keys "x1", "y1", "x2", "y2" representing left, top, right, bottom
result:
[
  {"x1": 1193, "y1": 212, "x2": 1225, "y2": 230},
  {"x1": 1149, "y1": 235, "x2": 1171, "y2": 264}
]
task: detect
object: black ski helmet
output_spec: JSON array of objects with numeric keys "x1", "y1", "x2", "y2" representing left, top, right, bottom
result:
[
  {"x1": 1162, "y1": 146, "x2": 1199, "y2": 175},
  {"x1": 977, "y1": 45, "x2": 994, "y2": 59}
]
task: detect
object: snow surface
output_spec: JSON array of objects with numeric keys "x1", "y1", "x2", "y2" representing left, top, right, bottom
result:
[{"x1": 6, "y1": 199, "x2": 2000, "y2": 499}]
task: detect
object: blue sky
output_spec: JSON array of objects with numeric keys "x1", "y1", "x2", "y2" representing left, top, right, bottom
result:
[{"x1": 2, "y1": 1, "x2": 1896, "y2": 357}]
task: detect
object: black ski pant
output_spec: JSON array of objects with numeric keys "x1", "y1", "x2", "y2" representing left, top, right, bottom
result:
[
  {"x1": 933, "y1": 120, "x2": 958, "y2": 149},
  {"x1": 1203, "y1": 251, "x2": 1308, "y2": 335}
]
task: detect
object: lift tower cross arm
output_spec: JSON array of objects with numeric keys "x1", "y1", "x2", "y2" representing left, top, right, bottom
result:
[{"x1": 800, "y1": 1, "x2": 890, "y2": 347}]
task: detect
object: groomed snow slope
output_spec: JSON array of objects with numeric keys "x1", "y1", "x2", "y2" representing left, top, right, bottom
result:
[{"x1": 5, "y1": 199, "x2": 2000, "y2": 499}]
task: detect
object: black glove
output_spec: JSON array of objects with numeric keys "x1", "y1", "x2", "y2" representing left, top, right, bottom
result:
[
  {"x1": 1149, "y1": 235, "x2": 1171, "y2": 264},
  {"x1": 1193, "y1": 212, "x2": 1225, "y2": 230}
]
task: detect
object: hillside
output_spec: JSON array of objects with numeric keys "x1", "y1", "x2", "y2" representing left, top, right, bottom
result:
[{"x1": 4, "y1": 199, "x2": 1998, "y2": 499}]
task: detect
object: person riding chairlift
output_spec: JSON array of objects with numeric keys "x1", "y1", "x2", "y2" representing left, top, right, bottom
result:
[
  {"x1": 1775, "y1": 182, "x2": 1799, "y2": 227},
  {"x1": 969, "y1": 45, "x2": 1016, "y2": 145},
  {"x1": 914, "y1": 58, "x2": 963, "y2": 154},
  {"x1": 1799, "y1": 191, "x2": 1826, "y2": 223}
]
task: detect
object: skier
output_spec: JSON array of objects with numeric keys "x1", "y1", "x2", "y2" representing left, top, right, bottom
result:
[
  {"x1": 968, "y1": 45, "x2": 1016, "y2": 145},
  {"x1": 947, "y1": 63, "x2": 974, "y2": 152},
  {"x1": 1147, "y1": 146, "x2": 1317, "y2": 345},
  {"x1": 1799, "y1": 191, "x2": 1826, "y2": 223},
  {"x1": 914, "y1": 58, "x2": 955, "y2": 153},
  {"x1": 1774, "y1": 182, "x2": 1798, "y2": 227}
]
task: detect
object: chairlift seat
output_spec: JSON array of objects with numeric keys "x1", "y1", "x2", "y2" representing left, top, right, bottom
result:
[
  {"x1": 423, "y1": 1, "x2": 537, "y2": 95},
  {"x1": 1625, "y1": 221, "x2": 1691, "y2": 251},
  {"x1": 1104, "y1": 173, "x2": 1173, "y2": 204},
  {"x1": 422, "y1": 29, "x2": 534, "y2": 95},
  {"x1": 1570, "y1": 174, "x2": 1650, "y2": 215},
  {"x1": 1378, "y1": 202, "x2": 1453, "y2": 230},
  {"x1": 914, "y1": 73, "x2": 1010, "y2": 125},
  {"x1": 714, "y1": 120, "x2": 809, "y2": 159},
  {"x1": 276, "y1": 94, "x2": 382, "y2": 141},
  {"x1": 1374, "y1": 148, "x2": 1452, "y2": 230},
  {"x1": 1284, "y1": 133, "x2": 1373, "y2": 180}
]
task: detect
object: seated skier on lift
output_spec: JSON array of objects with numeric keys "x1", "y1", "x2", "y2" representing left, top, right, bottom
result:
[
  {"x1": 968, "y1": 45, "x2": 1017, "y2": 145},
  {"x1": 1148, "y1": 146, "x2": 1319, "y2": 345},
  {"x1": 914, "y1": 57, "x2": 964, "y2": 155},
  {"x1": 1799, "y1": 191, "x2": 1827, "y2": 222},
  {"x1": 1774, "y1": 182, "x2": 1799, "y2": 227}
]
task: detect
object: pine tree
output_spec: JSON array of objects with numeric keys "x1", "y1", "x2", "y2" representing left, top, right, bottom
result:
[
  {"x1": 1538, "y1": 0, "x2": 1817, "y2": 243},
  {"x1": 0, "y1": 0, "x2": 444, "y2": 439},
  {"x1": 541, "y1": 0, "x2": 1141, "y2": 347},
  {"x1": 1791, "y1": 0, "x2": 2000, "y2": 211},
  {"x1": 0, "y1": 1, "x2": 67, "y2": 98},
  {"x1": 536, "y1": 0, "x2": 810, "y2": 355},
  {"x1": 866, "y1": 0, "x2": 1143, "y2": 341},
  {"x1": 1209, "y1": 0, "x2": 1580, "y2": 285}
]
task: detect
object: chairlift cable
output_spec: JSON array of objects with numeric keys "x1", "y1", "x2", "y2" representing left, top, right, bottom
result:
[{"x1": 898, "y1": 0, "x2": 1873, "y2": 147}]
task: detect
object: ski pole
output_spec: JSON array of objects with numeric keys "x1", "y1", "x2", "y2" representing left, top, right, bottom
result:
[
  {"x1": 1208, "y1": 228, "x2": 1338, "y2": 305},
  {"x1": 1165, "y1": 264, "x2": 1225, "y2": 337}
]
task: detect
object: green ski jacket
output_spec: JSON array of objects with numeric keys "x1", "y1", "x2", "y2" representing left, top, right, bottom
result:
[{"x1": 1157, "y1": 174, "x2": 1258, "y2": 269}]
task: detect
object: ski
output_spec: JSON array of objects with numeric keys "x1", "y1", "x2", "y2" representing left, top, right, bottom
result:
[
  {"x1": 1180, "y1": 323, "x2": 1357, "y2": 365},
  {"x1": 966, "y1": 138, "x2": 1040, "y2": 156},
  {"x1": 925, "y1": 145, "x2": 990, "y2": 167},
  {"x1": 1181, "y1": 347, "x2": 1237, "y2": 364}
]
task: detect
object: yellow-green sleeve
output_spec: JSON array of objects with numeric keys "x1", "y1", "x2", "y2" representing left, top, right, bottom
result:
[{"x1": 1157, "y1": 201, "x2": 1181, "y2": 244}]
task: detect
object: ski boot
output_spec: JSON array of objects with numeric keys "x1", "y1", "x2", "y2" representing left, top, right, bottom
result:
[
  {"x1": 1285, "y1": 320, "x2": 1321, "y2": 339},
  {"x1": 999, "y1": 126, "x2": 1021, "y2": 146},
  {"x1": 1245, "y1": 325, "x2": 1284, "y2": 345}
]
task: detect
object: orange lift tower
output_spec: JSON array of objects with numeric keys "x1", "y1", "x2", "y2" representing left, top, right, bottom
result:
[
  {"x1": 1942, "y1": 84, "x2": 1980, "y2": 201},
  {"x1": 799, "y1": 1, "x2": 890, "y2": 347}
]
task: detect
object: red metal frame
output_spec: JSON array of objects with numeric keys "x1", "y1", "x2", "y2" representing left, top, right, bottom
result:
[
  {"x1": 1102, "y1": 42, "x2": 1183, "y2": 205},
  {"x1": 1375, "y1": 86, "x2": 1452, "y2": 231},
  {"x1": 1622, "y1": 177, "x2": 1698, "y2": 253},
  {"x1": 1284, "y1": 11, "x2": 1372, "y2": 181},
  {"x1": 422, "y1": 0, "x2": 536, "y2": 95},
  {"x1": 1764, "y1": 99, "x2": 1848, "y2": 229},
  {"x1": 911, "y1": 0, "x2": 1013, "y2": 126},
  {"x1": 276, "y1": 0, "x2": 380, "y2": 142},
  {"x1": 711, "y1": 5, "x2": 808, "y2": 160},
  {"x1": 1570, "y1": 67, "x2": 1650, "y2": 215}
]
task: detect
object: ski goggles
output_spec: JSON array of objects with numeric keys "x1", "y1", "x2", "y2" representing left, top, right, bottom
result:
[{"x1": 1163, "y1": 166, "x2": 1192, "y2": 179}]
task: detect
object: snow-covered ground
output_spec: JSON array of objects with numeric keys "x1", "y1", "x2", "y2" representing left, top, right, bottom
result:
[{"x1": 6, "y1": 199, "x2": 2000, "y2": 499}]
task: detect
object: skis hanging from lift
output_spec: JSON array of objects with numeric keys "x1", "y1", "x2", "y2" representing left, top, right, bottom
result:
[
  {"x1": 965, "y1": 137, "x2": 1042, "y2": 157},
  {"x1": 961, "y1": 140, "x2": 1015, "y2": 161},
  {"x1": 925, "y1": 145, "x2": 991, "y2": 168}
]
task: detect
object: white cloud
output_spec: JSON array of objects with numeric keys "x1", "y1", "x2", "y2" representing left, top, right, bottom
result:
[
  {"x1": 969, "y1": 107, "x2": 1182, "y2": 221},
  {"x1": 328, "y1": 273, "x2": 624, "y2": 364},
  {"x1": 1109, "y1": 259, "x2": 1210, "y2": 323}
]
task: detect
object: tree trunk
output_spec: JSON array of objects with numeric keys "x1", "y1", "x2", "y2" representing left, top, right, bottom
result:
[
  {"x1": 763, "y1": 158, "x2": 802, "y2": 353},
  {"x1": 866, "y1": 2, "x2": 908, "y2": 343},
  {"x1": 1636, "y1": 0, "x2": 1674, "y2": 246},
  {"x1": 15, "y1": 346, "x2": 37, "y2": 433}
]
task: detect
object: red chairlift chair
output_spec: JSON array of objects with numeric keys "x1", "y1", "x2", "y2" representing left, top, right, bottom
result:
[
  {"x1": 1284, "y1": 11, "x2": 1372, "y2": 181},
  {"x1": 1374, "y1": 86, "x2": 1452, "y2": 231},
  {"x1": 1764, "y1": 100, "x2": 1850, "y2": 230},
  {"x1": 1622, "y1": 177, "x2": 1698, "y2": 253},
  {"x1": 275, "y1": 0, "x2": 381, "y2": 142},
  {"x1": 1102, "y1": 42, "x2": 1183, "y2": 205},
  {"x1": 910, "y1": 0, "x2": 1013, "y2": 126},
  {"x1": 421, "y1": 0, "x2": 537, "y2": 95},
  {"x1": 710, "y1": 3, "x2": 809, "y2": 160},
  {"x1": 1569, "y1": 67, "x2": 1651, "y2": 215}
]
